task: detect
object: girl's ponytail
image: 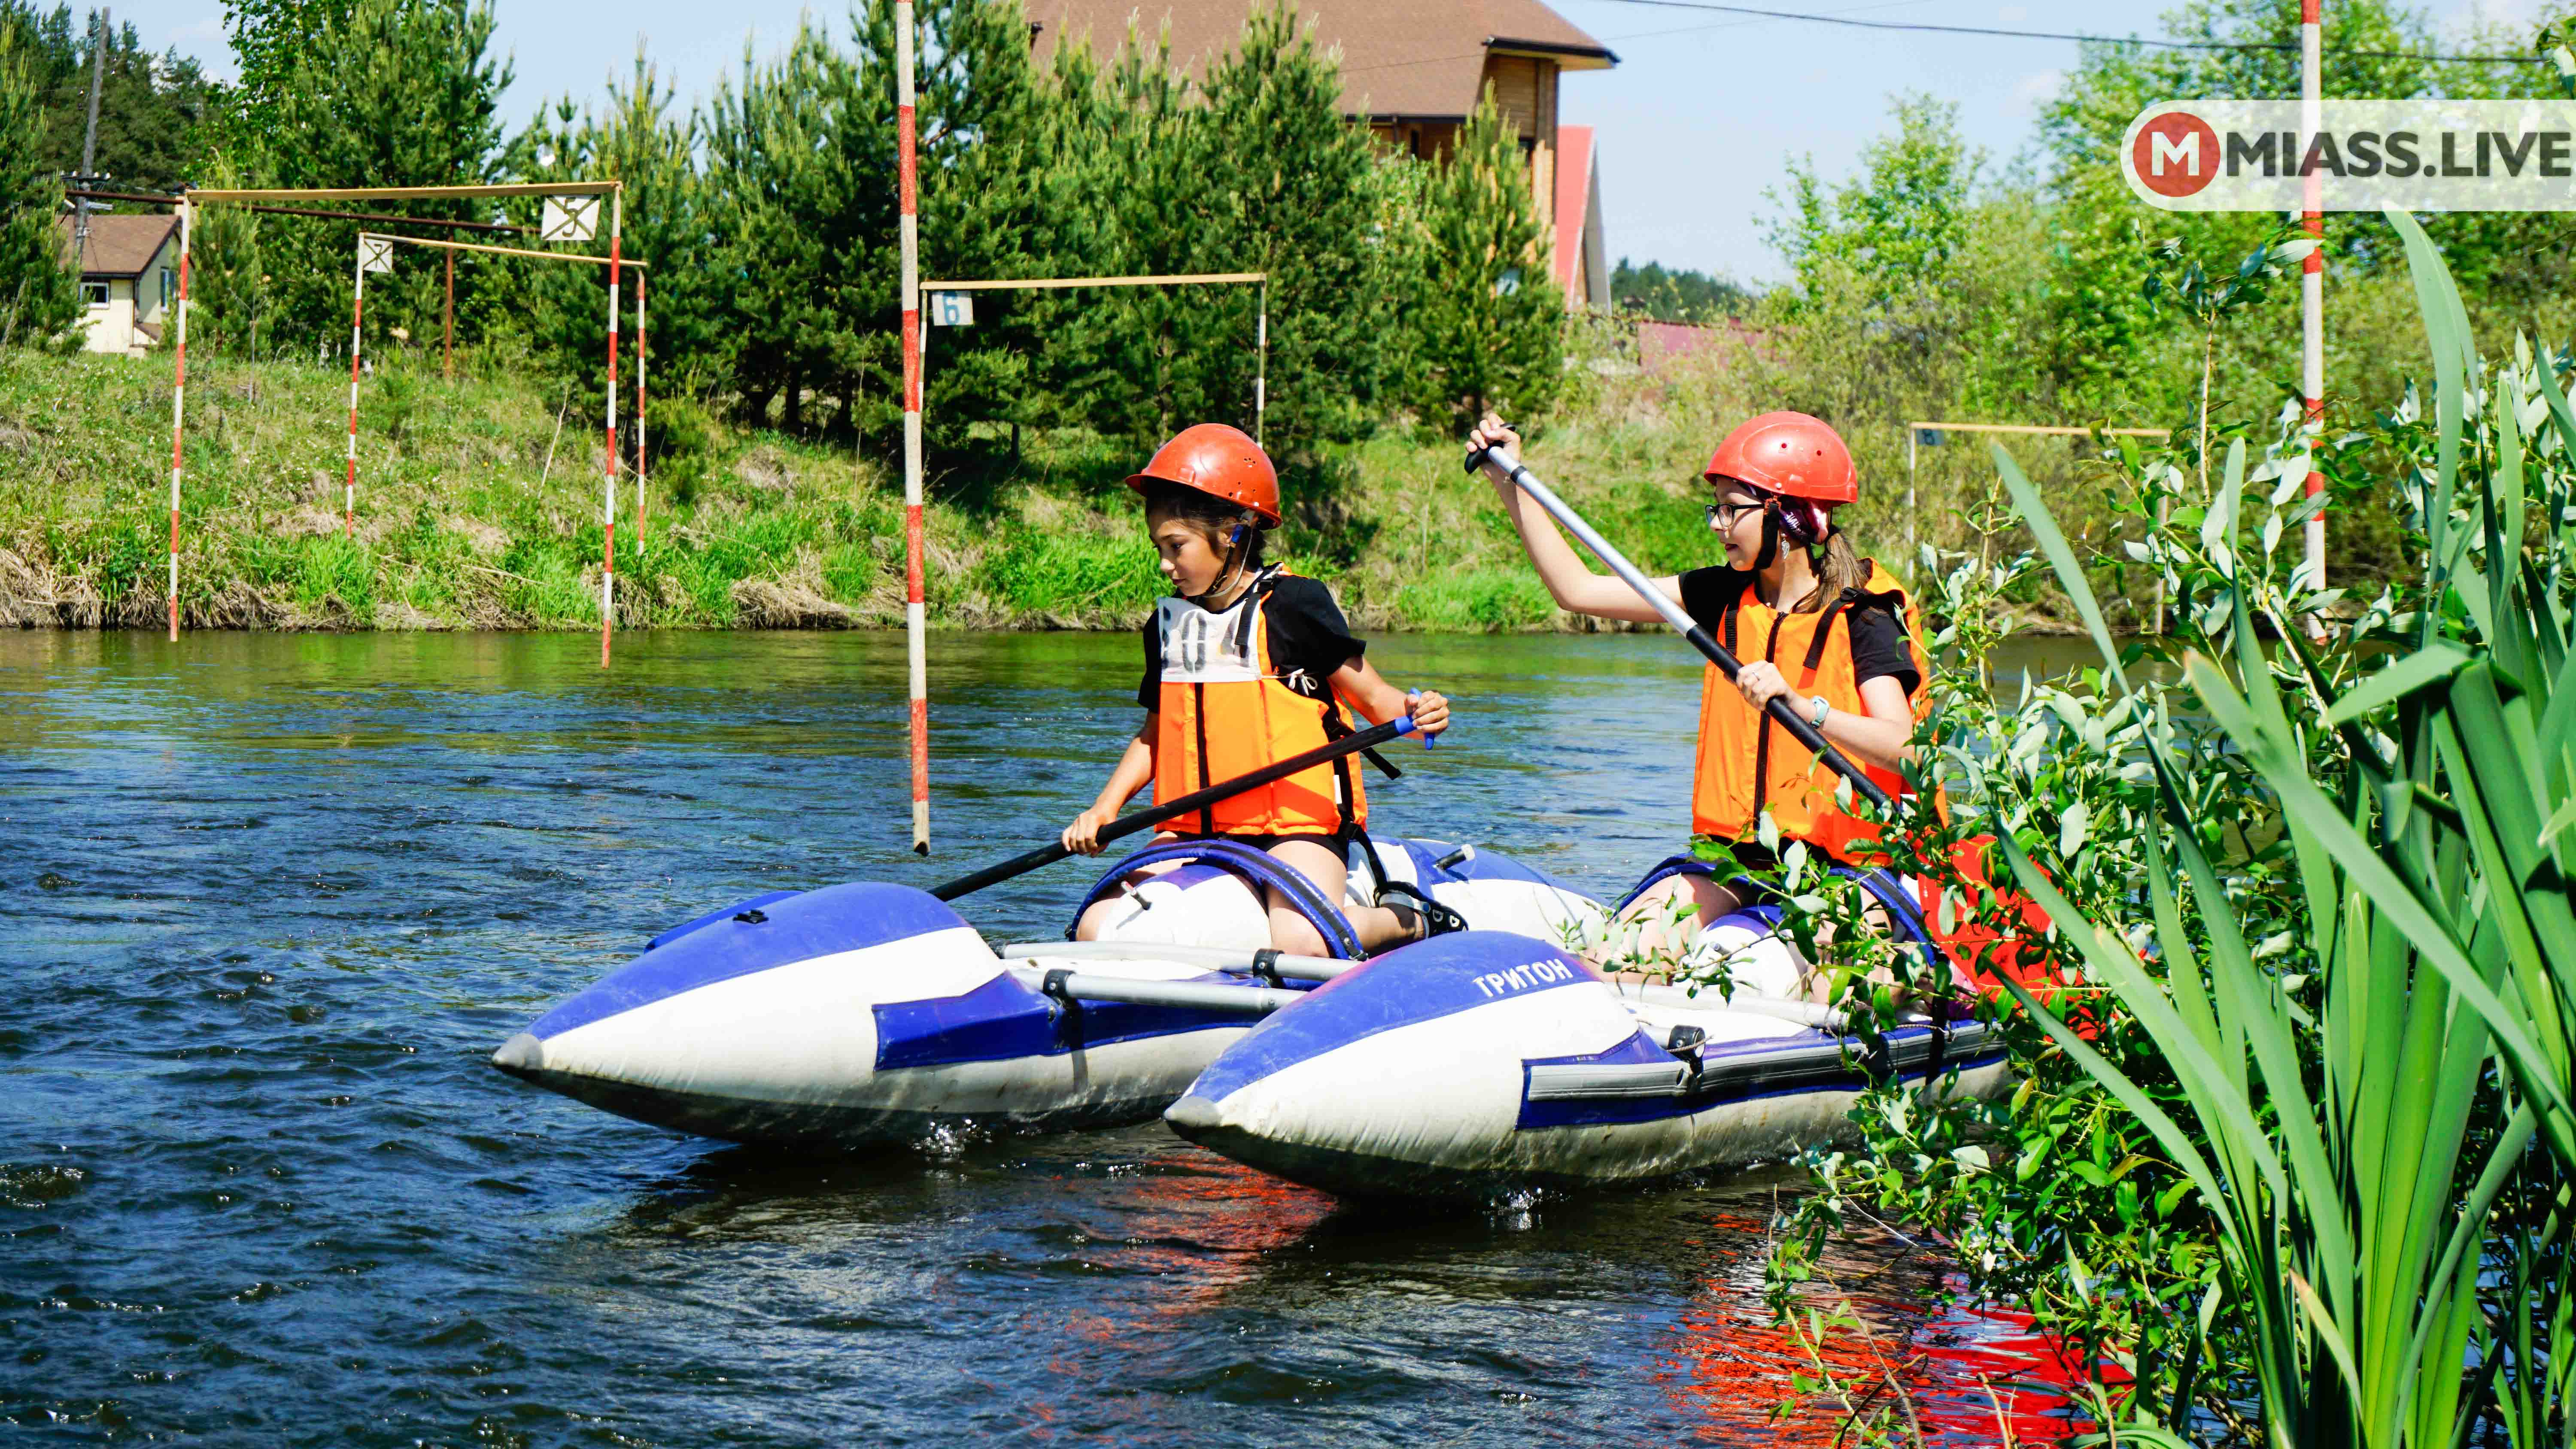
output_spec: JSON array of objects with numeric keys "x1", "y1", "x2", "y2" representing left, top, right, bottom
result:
[{"x1": 1801, "y1": 528, "x2": 1868, "y2": 612}]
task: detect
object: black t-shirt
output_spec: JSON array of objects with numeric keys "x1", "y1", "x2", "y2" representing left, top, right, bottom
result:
[
  {"x1": 1137, "y1": 575, "x2": 1367, "y2": 709},
  {"x1": 1675, "y1": 567, "x2": 1920, "y2": 697}
]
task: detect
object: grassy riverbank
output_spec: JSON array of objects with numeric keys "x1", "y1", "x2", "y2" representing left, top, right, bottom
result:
[{"x1": 0, "y1": 345, "x2": 2116, "y2": 633}]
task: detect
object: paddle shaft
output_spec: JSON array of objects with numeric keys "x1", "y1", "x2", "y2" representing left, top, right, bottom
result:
[
  {"x1": 928, "y1": 714, "x2": 1416, "y2": 901},
  {"x1": 1465, "y1": 445, "x2": 1895, "y2": 815}
]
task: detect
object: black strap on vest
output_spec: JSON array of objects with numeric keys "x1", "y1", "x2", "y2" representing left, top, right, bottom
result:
[
  {"x1": 1797, "y1": 578, "x2": 1908, "y2": 676},
  {"x1": 1798, "y1": 589, "x2": 1859, "y2": 676}
]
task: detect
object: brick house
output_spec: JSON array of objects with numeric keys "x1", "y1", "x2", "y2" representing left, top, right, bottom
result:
[
  {"x1": 1025, "y1": 0, "x2": 1616, "y2": 309},
  {"x1": 56, "y1": 211, "x2": 182, "y2": 357}
]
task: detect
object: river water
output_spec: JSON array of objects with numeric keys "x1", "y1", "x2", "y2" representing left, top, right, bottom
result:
[{"x1": 2, "y1": 628, "x2": 2091, "y2": 1446}]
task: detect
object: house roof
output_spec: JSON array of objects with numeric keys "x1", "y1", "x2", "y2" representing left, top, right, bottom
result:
[
  {"x1": 1551, "y1": 122, "x2": 1593, "y2": 291},
  {"x1": 1026, "y1": 0, "x2": 1616, "y2": 121},
  {"x1": 54, "y1": 211, "x2": 177, "y2": 278}
]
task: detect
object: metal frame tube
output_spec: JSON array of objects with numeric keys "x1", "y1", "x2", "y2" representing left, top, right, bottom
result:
[
  {"x1": 999, "y1": 940, "x2": 1352, "y2": 981},
  {"x1": 1001, "y1": 966, "x2": 1302, "y2": 1017},
  {"x1": 344, "y1": 246, "x2": 365, "y2": 537}
]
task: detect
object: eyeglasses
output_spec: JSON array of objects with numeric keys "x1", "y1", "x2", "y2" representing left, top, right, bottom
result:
[{"x1": 1704, "y1": 500, "x2": 1768, "y2": 531}]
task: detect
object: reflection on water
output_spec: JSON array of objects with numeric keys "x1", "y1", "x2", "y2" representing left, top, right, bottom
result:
[{"x1": 0, "y1": 628, "x2": 2099, "y2": 1445}]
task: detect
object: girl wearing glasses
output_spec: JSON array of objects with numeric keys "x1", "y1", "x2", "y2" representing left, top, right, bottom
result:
[{"x1": 1467, "y1": 409, "x2": 1932, "y2": 981}]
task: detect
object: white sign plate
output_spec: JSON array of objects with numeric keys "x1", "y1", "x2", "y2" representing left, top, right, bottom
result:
[
  {"x1": 541, "y1": 194, "x2": 600, "y2": 242},
  {"x1": 359, "y1": 236, "x2": 395, "y2": 274},
  {"x1": 930, "y1": 291, "x2": 975, "y2": 327},
  {"x1": 2123, "y1": 100, "x2": 2576, "y2": 211}
]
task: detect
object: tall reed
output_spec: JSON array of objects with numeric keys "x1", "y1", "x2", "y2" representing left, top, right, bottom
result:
[{"x1": 1990, "y1": 209, "x2": 2576, "y2": 1449}]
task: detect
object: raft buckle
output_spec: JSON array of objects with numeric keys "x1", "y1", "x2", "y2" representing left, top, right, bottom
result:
[
  {"x1": 1039, "y1": 967, "x2": 1085, "y2": 1049},
  {"x1": 1249, "y1": 949, "x2": 1285, "y2": 989}
]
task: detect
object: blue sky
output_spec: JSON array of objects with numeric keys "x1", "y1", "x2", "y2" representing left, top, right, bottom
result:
[{"x1": 112, "y1": 0, "x2": 2540, "y2": 281}]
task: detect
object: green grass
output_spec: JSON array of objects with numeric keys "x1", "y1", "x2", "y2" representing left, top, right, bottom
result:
[{"x1": 0, "y1": 338, "x2": 2128, "y2": 632}]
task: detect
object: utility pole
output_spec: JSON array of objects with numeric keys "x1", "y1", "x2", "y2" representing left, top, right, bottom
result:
[{"x1": 73, "y1": 9, "x2": 108, "y2": 264}]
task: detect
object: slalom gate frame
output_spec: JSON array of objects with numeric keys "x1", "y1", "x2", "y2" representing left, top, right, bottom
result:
[
  {"x1": 163, "y1": 181, "x2": 627, "y2": 664},
  {"x1": 341, "y1": 231, "x2": 650, "y2": 582}
]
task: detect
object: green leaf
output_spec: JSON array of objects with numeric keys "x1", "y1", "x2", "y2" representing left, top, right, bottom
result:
[
  {"x1": 2059, "y1": 799, "x2": 2091, "y2": 857},
  {"x1": 2322, "y1": 642, "x2": 2472, "y2": 727},
  {"x1": 2156, "y1": 1177, "x2": 2194, "y2": 1217}
]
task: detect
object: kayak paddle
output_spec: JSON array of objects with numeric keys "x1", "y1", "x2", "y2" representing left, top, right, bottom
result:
[
  {"x1": 929, "y1": 712, "x2": 1428, "y2": 901},
  {"x1": 1464, "y1": 443, "x2": 1896, "y2": 815}
]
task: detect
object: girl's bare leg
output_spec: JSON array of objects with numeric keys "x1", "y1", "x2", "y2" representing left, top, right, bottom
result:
[
  {"x1": 1589, "y1": 873, "x2": 1745, "y2": 982},
  {"x1": 1264, "y1": 839, "x2": 1359, "y2": 955}
]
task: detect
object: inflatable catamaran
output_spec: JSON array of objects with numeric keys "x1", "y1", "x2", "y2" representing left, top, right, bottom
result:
[
  {"x1": 489, "y1": 834, "x2": 1607, "y2": 1145},
  {"x1": 494, "y1": 831, "x2": 2010, "y2": 1199},
  {"x1": 1163, "y1": 924, "x2": 2008, "y2": 1199}
]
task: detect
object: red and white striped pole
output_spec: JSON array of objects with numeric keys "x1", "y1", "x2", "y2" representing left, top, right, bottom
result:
[
  {"x1": 635, "y1": 267, "x2": 647, "y2": 545},
  {"x1": 165, "y1": 197, "x2": 191, "y2": 642},
  {"x1": 899, "y1": 0, "x2": 930, "y2": 855},
  {"x1": 344, "y1": 243, "x2": 366, "y2": 539},
  {"x1": 2300, "y1": 0, "x2": 2326, "y2": 597},
  {"x1": 602, "y1": 185, "x2": 623, "y2": 669}
]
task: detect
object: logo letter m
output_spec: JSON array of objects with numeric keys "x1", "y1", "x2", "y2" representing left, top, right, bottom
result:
[{"x1": 2151, "y1": 131, "x2": 2201, "y2": 177}]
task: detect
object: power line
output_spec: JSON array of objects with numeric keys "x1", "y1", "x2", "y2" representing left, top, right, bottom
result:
[{"x1": 1577, "y1": 0, "x2": 2549, "y2": 64}]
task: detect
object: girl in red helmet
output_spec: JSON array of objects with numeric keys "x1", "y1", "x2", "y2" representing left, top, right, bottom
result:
[
  {"x1": 1468, "y1": 409, "x2": 1932, "y2": 980},
  {"x1": 1060, "y1": 424, "x2": 1456, "y2": 955}
]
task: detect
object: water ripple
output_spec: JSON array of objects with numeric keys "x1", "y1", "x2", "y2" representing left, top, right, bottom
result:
[{"x1": 0, "y1": 629, "x2": 2090, "y2": 1446}]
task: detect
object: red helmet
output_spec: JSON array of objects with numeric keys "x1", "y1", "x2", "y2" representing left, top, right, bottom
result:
[
  {"x1": 1703, "y1": 411, "x2": 1857, "y2": 505},
  {"x1": 1125, "y1": 423, "x2": 1281, "y2": 527}
]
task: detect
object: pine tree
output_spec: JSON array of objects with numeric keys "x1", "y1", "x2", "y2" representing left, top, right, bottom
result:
[
  {"x1": 1404, "y1": 88, "x2": 1562, "y2": 431},
  {"x1": 185, "y1": 149, "x2": 267, "y2": 359},
  {"x1": 4, "y1": 5, "x2": 219, "y2": 191},
  {"x1": 0, "y1": 15, "x2": 79, "y2": 349},
  {"x1": 1021, "y1": 24, "x2": 1201, "y2": 447},
  {"x1": 840, "y1": 0, "x2": 1049, "y2": 447},
  {"x1": 1191, "y1": 2, "x2": 1390, "y2": 458},
  {"x1": 516, "y1": 52, "x2": 717, "y2": 399},
  {"x1": 1025, "y1": 3, "x2": 1395, "y2": 462},
  {"x1": 225, "y1": 0, "x2": 509, "y2": 352},
  {"x1": 700, "y1": 24, "x2": 856, "y2": 430}
]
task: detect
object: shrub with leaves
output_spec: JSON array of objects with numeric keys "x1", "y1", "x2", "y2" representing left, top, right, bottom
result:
[{"x1": 1762, "y1": 212, "x2": 2576, "y2": 1449}]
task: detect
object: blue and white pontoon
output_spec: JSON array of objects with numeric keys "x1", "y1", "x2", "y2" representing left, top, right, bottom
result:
[
  {"x1": 1162, "y1": 927, "x2": 2008, "y2": 1199},
  {"x1": 489, "y1": 837, "x2": 1607, "y2": 1146}
]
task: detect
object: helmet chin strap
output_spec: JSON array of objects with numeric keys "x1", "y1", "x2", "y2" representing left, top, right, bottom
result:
[
  {"x1": 1184, "y1": 518, "x2": 1258, "y2": 606},
  {"x1": 1750, "y1": 503, "x2": 1829, "y2": 578}
]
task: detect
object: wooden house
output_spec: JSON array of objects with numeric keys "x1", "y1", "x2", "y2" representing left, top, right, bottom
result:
[{"x1": 1026, "y1": 0, "x2": 1616, "y2": 309}]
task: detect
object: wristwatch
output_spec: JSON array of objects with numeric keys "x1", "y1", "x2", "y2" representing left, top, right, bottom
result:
[{"x1": 1808, "y1": 694, "x2": 1831, "y2": 728}]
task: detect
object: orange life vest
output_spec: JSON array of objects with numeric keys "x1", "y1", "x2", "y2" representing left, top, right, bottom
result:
[
  {"x1": 1689, "y1": 559, "x2": 1931, "y2": 864},
  {"x1": 1152, "y1": 569, "x2": 1366, "y2": 838}
]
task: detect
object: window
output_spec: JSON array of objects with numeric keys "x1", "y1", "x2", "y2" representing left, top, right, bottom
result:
[
  {"x1": 159, "y1": 268, "x2": 174, "y2": 310},
  {"x1": 80, "y1": 281, "x2": 108, "y2": 307}
]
